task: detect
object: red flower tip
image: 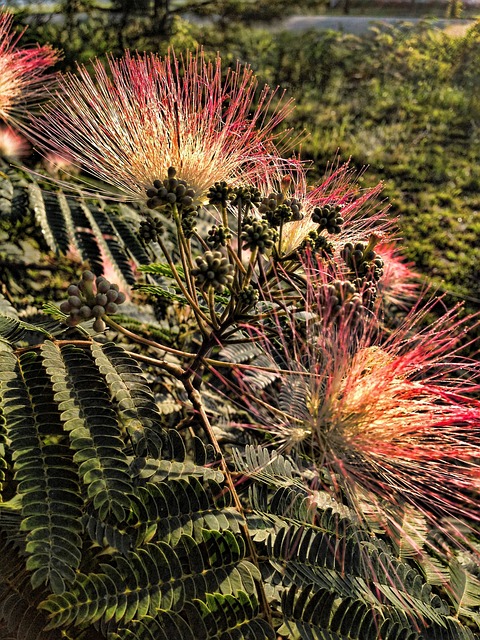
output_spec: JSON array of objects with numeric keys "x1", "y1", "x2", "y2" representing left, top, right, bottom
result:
[{"x1": 0, "y1": 11, "x2": 59, "y2": 127}]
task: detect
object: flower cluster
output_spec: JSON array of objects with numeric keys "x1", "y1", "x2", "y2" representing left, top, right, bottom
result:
[
  {"x1": 146, "y1": 167, "x2": 197, "y2": 214},
  {"x1": 191, "y1": 251, "x2": 234, "y2": 294},
  {"x1": 60, "y1": 271, "x2": 126, "y2": 332},
  {"x1": 230, "y1": 280, "x2": 480, "y2": 554}
]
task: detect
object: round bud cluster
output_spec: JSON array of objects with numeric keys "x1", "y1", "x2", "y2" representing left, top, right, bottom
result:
[
  {"x1": 241, "y1": 213, "x2": 255, "y2": 227},
  {"x1": 258, "y1": 193, "x2": 281, "y2": 215},
  {"x1": 207, "y1": 181, "x2": 234, "y2": 206},
  {"x1": 59, "y1": 271, "x2": 126, "y2": 332},
  {"x1": 139, "y1": 214, "x2": 164, "y2": 244},
  {"x1": 241, "y1": 219, "x2": 278, "y2": 254},
  {"x1": 237, "y1": 284, "x2": 259, "y2": 311},
  {"x1": 283, "y1": 196, "x2": 303, "y2": 221},
  {"x1": 206, "y1": 224, "x2": 232, "y2": 249},
  {"x1": 181, "y1": 210, "x2": 198, "y2": 238},
  {"x1": 341, "y1": 241, "x2": 384, "y2": 280},
  {"x1": 300, "y1": 231, "x2": 334, "y2": 258},
  {"x1": 231, "y1": 186, "x2": 261, "y2": 206},
  {"x1": 191, "y1": 251, "x2": 234, "y2": 294},
  {"x1": 319, "y1": 279, "x2": 363, "y2": 321},
  {"x1": 261, "y1": 203, "x2": 293, "y2": 228},
  {"x1": 311, "y1": 203, "x2": 345, "y2": 234},
  {"x1": 145, "y1": 167, "x2": 197, "y2": 216}
]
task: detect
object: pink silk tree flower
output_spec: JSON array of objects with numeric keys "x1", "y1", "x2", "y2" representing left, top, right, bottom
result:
[
  {"x1": 30, "y1": 49, "x2": 297, "y2": 202},
  {"x1": 252, "y1": 161, "x2": 393, "y2": 258},
  {"x1": 0, "y1": 12, "x2": 58, "y2": 127},
  {"x1": 42, "y1": 150, "x2": 80, "y2": 179},
  {"x1": 228, "y1": 273, "x2": 480, "y2": 558},
  {"x1": 376, "y1": 241, "x2": 422, "y2": 311},
  {"x1": 0, "y1": 125, "x2": 30, "y2": 159}
]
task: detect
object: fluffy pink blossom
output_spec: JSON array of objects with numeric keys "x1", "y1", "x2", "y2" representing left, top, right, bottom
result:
[
  {"x1": 0, "y1": 124, "x2": 29, "y2": 159},
  {"x1": 42, "y1": 151, "x2": 80, "y2": 178},
  {"x1": 376, "y1": 241, "x2": 421, "y2": 310},
  {"x1": 31, "y1": 50, "x2": 297, "y2": 201},
  {"x1": 228, "y1": 272, "x2": 480, "y2": 557},
  {"x1": 0, "y1": 12, "x2": 58, "y2": 126}
]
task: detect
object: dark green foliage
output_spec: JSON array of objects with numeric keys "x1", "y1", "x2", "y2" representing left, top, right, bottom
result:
[
  {"x1": 40, "y1": 532, "x2": 258, "y2": 630},
  {"x1": 233, "y1": 447, "x2": 480, "y2": 639},
  {"x1": 110, "y1": 591, "x2": 275, "y2": 640},
  {"x1": 0, "y1": 535, "x2": 64, "y2": 640},
  {"x1": 3, "y1": 171, "x2": 148, "y2": 292},
  {"x1": 0, "y1": 330, "x2": 276, "y2": 638}
]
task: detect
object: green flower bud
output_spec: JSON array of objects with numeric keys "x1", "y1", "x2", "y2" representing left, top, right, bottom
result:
[
  {"x1": 241, "y1": 219, "x2": 277, "y2": 254},
  {"x1": 191, "y1": 250, "x2": 234, "y2": 293}
]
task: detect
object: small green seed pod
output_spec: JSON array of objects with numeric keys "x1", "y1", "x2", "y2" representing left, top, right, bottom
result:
[
  {"x1": 93, "y1": 318, "x2": 106, "y2": 332},
  {"x1": 92, "y1": 305, "x2": 106, "y2": 318},
  {"x1": 68, "y1": 295, "x2": 82, "y2": 308}
]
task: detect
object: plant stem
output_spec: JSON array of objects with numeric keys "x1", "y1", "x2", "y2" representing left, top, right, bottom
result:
[
  {"x1": 181, "y1": 376, "x2": 273, "y2": 627},
  {"x1": 104, "y1": 316, "x2": 193, "y2": 359},
  {"x1": 157, "y1": 237, "x2": 211, "y2": 332}
]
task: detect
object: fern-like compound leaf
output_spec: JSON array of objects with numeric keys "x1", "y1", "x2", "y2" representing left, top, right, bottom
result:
[
  {"x1": 40, "y1": 531, "x2": 259, "y2": 631},
  {"x1": 130, "y1": 455, "x2": 224, "y2": 484},
  {"x1": 41, "y1": 341, "x2": 136, "y2": 523},
  {"x1": 0, "y1": 350, "x2": 84, "y2": 594},
  {"x1": 448, "y1": 560, "x2": 480, "y2": 619},
  {"x1": 111, "y1": 591, "x2": 275, "y2": 640},
  {"x1": 29, "y1": 183, "x2": 149, "y2": 287},
  {"x1": 135, "y1": 477, "x2": 243, "y2": 547},
  {"x1": 91, "y1": 341, "x2": 169, "y2": 458},
  {"x1": 0, "y1": 315, "x2": 53, "y2": 345}
]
